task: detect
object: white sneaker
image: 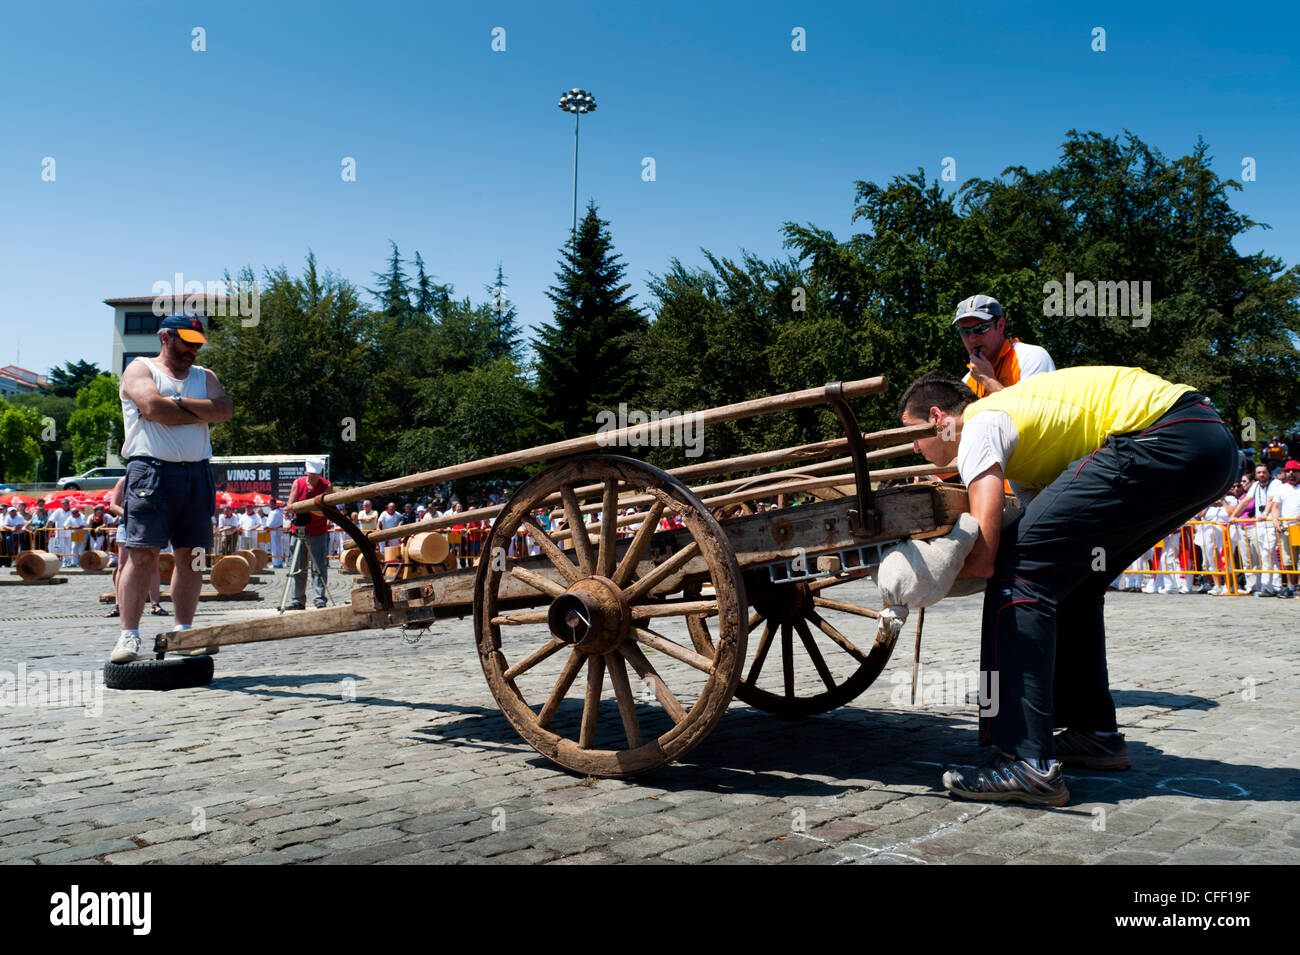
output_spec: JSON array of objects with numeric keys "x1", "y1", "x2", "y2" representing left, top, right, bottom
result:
[
  {"x1": 110, "y1": 631, "x2": 141, "y2": 664},
  {"x1": 1141, "y1": 583, "x2": 1156, "y2": 594}
]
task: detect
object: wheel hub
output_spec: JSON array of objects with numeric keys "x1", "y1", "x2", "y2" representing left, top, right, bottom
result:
[
  {"x1": 547, "y1": 576, "x2": 629, "y2": 655},
  {"x1": 747, "y1": 578, "x2": 812, "y2": 624}
]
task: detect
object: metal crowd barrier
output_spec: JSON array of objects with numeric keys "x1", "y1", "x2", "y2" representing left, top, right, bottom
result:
[{"x1": 1118, "y1": 517, "x2": 1300, "y2": 594}]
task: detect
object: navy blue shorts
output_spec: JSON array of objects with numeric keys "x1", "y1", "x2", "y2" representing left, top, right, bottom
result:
[{"x1": 119, "y1": 458, "x2": 214, "y2": 552}]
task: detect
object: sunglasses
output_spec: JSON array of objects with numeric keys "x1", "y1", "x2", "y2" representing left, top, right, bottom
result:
[{"x1": 957, "y1": 319, "x2": 997, "y2": 337}]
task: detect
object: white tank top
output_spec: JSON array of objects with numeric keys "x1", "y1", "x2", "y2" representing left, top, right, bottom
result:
[{"x1": 120, "y1": 358, "x2": 213, "y2": 462}]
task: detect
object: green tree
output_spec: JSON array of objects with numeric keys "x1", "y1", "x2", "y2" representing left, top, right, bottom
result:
[
  {"x1": 0, "y1": 399, "x2": 43, "y2": 482},
  {"x1": 782, "y1": 130, "x2": 1300, "y2": 438},
  {"x1": 534, "y1": 204, "x2": 648, "y2": 439},
  {"x1": 486, "y1": 264, "x2": 522, "y2": 363},
  {"x1": 204, "y1": 255, "x2": 373, "y2": 478},
  {"x1": 42, "y1": 360, "x2": 103, "y2": 398},
  {"x1": 413, "y1": 251, "x2": 451, "y2": 317},
  {"x1": 362, "y1": 244, "x2": 442, "y2": 476},
  {"x1": 67, "y1": 374, "x2": 124, "y2": 472},
  {"x1": 7, "y1": 392, "x2": 74, "y2": 482}
]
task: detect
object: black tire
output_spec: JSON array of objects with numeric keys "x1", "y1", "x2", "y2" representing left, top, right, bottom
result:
[
  {"x1": 63, "y1": 483, "x2": 79, "y2": 491},
  {"x1": 104, "y1": 655, "x2": 213, "y2": 690}
]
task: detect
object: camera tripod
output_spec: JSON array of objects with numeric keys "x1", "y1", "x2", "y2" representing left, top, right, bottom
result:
[{"x1": 278, "y1": 527, "x2": 335, "y2": 613}]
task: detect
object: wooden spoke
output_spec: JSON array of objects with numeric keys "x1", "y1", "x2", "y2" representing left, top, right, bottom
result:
[
  {"x1": 598, "y1": 481, "x2": 620, "y2": 578},
  {"x1": 781, "y1": 622, "x2": 794, "y2": 699},
  {"x1": 612, "y1": 500, "x2": 664, "y2": 587},
  {"x1": 634, "y1": 627, "x2": 715, "y2": 673},
  {"x1": 476, "y1": 454, "x2": 745, "y2": 777},
  {"x1": 559, "y1": 484, "x2": 595, "y2": 575},
  {"x1": 622, "y1": 540, "x2": 701, "y2": 604},
  {"x1": 537, "y1": 649, "x2": 585, "y2": 728},
  {"x1": 491, "y1": 609, "x2": 549, "y2": 626},
  {"x1": 606, "y1": 653, "x2": 643, "y2": 749},
  {"x1": 579, "y1": 655, "x2": 605, "y2": 749},
  {"x1": 747, "y1": 620, "x2": 775, "y2": 684},
  {"x1": 794, "y1": 617, "x2": 837, "y2": 693},
  {"x1": 509, "y1": 564, "x2": 567, "y2": 598},
  {"x1": 807, "y1": 609, "x2": 869, "y2": 664},
  {"x1": 630, "y1": 599, "x2": 718, "y2": 620},
  {"x1": 813, "y1": 595, "x2": 880, "y2": 618},
  {"x1": 620, "y1": 642, "x2": 686, "y2": 724},
  {"x1": 503, "y1": 637, "x2": 566, "y2": 681},
  {"x1": 522, "y1": 515, "x2": 582, "y2": 585}
]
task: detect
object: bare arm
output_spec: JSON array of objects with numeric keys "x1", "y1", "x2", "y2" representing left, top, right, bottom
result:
[
  {"x1": 107, "y1": 478, "x2": 125, "y2": 518},
  {"x1": 956, "y1": 466, "x2": 1005, "y2": 579},
  {"x1": 166, "y1": 369, "x2": 233, "y2": 423},
  {"x1": 197, "y1": 369, "x2": 233, "y2": 422},
  {"x1": 121, "y1": 361, "x2": 198, "y2": 425}
]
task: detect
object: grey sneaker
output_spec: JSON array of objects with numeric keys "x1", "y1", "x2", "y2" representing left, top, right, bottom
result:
[
  {"x1": 942, "y1": 752, "x2": 1070, "y2": 806},
  {"x1": 1053, "y1": 729, "x2": 1130, "y2": 770},
  {"x1": 110, "y1": 631, "x2": 141, "y2": 664}
]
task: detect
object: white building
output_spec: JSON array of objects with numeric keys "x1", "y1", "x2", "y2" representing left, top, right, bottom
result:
[{"x1": 105, "y1": 294, "x2": 229, "y2": 374}]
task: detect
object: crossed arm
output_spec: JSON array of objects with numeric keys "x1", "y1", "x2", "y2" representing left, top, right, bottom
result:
[{"x1": 121, "y1": 362, "x2": 233, "y2": 425}]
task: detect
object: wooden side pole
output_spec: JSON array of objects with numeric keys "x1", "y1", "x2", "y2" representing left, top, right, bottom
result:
[{"x1": 290, "y1": 376, "x2": 887, "y2": 513}]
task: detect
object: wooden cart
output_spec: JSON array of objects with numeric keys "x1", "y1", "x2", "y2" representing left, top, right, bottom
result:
[{"x1": 161, "y1": 377, "x2": 971, "y2": 777}]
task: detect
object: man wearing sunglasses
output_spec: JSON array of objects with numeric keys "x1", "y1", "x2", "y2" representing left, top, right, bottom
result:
[{"x1": 953, "y1": 294, "x2": 1055, "y2": 398}]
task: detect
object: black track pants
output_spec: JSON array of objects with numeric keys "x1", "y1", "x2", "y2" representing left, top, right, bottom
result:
[{"x1": 978, "y1": 394, "x2": 1239, "y2": 759}]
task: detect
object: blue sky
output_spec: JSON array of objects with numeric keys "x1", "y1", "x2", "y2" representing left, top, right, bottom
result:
[{"x1": 2, "y1": 0, "x2": 1296, "y2": 379}]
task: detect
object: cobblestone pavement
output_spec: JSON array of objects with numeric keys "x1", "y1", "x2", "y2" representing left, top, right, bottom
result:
[{"x1": 1, "y1": 565, "x2": 1296, "y2": 865}]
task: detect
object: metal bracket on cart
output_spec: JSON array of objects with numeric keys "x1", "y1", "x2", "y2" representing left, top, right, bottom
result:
[{"x1": 761, "y1": 538, "x2": 905, "y2": 585}]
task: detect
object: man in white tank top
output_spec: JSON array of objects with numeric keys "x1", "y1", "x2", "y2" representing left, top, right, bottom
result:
[{"x1": 110, "y1": 314, "x2": 233, "y2": 664}]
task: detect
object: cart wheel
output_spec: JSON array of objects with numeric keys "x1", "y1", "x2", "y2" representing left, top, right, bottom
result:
[
  {"x1": 474, "y1": 455, "x2": 747, "y2": 778},
  {"x1": 713, "y1": 474, "x2": 845, "y2": 520},
  {"x1": 686, "y1": 573, "x2": 896, "y2": 716}
]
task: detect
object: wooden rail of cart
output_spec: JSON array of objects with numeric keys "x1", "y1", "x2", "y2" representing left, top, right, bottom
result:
[{"x1": 161, "y1": 377, "x2": 972, "y2": 778}]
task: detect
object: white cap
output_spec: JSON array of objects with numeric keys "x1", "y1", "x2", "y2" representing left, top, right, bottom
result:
[{"x1": 305, "y1": 459, "x2": 325, "y2": 475}]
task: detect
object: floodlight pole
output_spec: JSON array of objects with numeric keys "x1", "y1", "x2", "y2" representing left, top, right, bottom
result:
[{"x1": 557, "y1": 89, "x2": 597, "y2": 238}]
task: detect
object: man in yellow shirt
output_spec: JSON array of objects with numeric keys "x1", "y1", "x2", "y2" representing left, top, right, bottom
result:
[{"x1": 899, "y1": 367, "x2": 1238, "y2": 806}]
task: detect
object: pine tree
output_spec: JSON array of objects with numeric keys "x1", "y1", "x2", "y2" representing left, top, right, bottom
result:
[
  {"x1": 534, "y1": 204, "x2": 647, "y2": 438},
  {"x1": 370, "y1": 242, "x2": 414, "y2": 326},
  {"x1": 486, "y1": 263, "x2": 522, "y2": 362},
  {"x1": 413, "y1": 251, "x2": 452, "y2": 318}
]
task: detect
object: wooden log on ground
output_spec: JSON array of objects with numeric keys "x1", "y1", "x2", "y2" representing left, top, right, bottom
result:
[
  {"x1": 158, "y1": 552, "x2": 175, "y2": 582},
  {"x1": 211, "y1": 554, "x2": 251, "y2": 595},
  {"x1": 99, "y1": 590, "x2": 260, "y2": 603},
  {"x1": 16, "y1": 551, "x2": 60, "y2": 581},
  {"x1": 403, "y1": 531, "x2": 449, "y2": 565},
  {"x1": 1, "y1": 575, "x2": 67, "y2": 585},
  {"x1": 78, "y1": 550, "x2": 111, "y2": 573},
  {"x1": 341, "y1": 548, "x2": 361, "y2": 573},
  {"x1": 251, "y1": 548, "x2": 270, "y2": 571}
]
